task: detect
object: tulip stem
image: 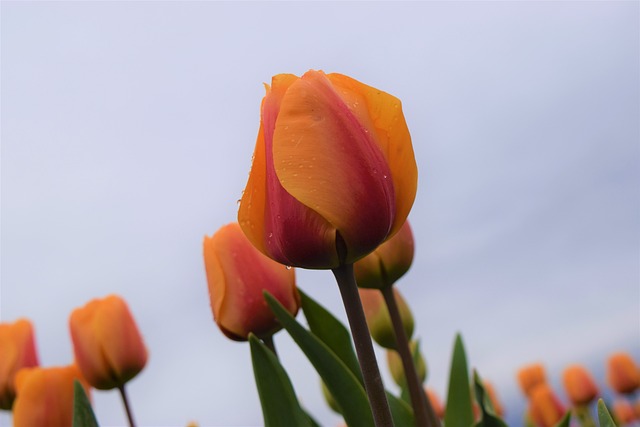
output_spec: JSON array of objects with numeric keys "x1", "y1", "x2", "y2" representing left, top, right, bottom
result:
[
  {"x1": 118, "y1": 385, "x2": 136, "y2": 427},
  {"x1": 263, "y1": 335, "x2": 278, "y2": 357},
  {"x1": 382, "y1": 285, "x2": 440, "y2": 427},
  {"x1": 332, "y1": 263, "x2": 394, "y2": 427}
]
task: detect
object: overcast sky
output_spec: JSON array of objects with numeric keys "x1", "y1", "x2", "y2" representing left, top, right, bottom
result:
[{"x1": 2, "y1": 2, "x2": 639, "y2": 426}]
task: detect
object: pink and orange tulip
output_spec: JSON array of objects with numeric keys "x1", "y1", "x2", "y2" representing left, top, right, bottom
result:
[
  {"x1": 517, "y1": 363, "x2": 547, "y2": 398},
  {"x1": 12, "y1": 364, "x2": 90, "y2": 427},
  {"x1": 203, "y1": 222, "x2": 300, "y2": 341},
  {"x1": 0, "y1": 318, "x2": 39, "y2": 409},
  {"x1": 607, "y1": 352, "x2": 640, "y2": 395},
  {"x1": 359, "y1": 287, "x2": 414, "y2": 349},
  {"x1": 529, "y1": 384, "x2": 566, "y2": 427},
  {"x1": 69, "y1": 295, "x2": 148, "y2": 390},
  {"x1": 562, "y1": 364, "x2": 598, "y2": 406},
  {"x1": 238, "y1": 70, "x2": 417, "y2": 269},
  {"x1": 354, "y1": 220, "x2": 415, "y2": 289}
]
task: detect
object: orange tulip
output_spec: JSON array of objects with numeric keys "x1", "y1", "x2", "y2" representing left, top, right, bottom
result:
[
  {"x1": 359, "y1": 287, "x2": 414, "y2": 349},
  {"x1": 607, "y1": 352, "x2": 640, "y2": 394},
  {"x1": 529, "y1": 384, "x2": 566, "y2": 427},
  {"x1": 484, "y1": 381, "x2": 504, "y2": 417},
  {"x1": 562, "y1": 364, "x2": 598, "y2": 406},
  {"x1": 425, "y1": 388, "x2": 445, "y2": 419},
  {"x1": 517, "y1": 363, "x2": 547, "y2": 398},
  {"x1": 203, "y1": 222, "x2": 300, "y2": 341},
  {"x1": 612, "y1": 399, "x2": 637, "y2": 424},
  {"x1": 0, "y1": 319, "x2": 39, "y2": 409},
  {"x1": 354, "y1": 220, "x2": 414, "y2": 289},
  {"x1": 12, "y1": 364, "x2": 91, "y2": 427},
  {"x1": 69, "y1": 295, "x2": 148, "y2": 390},
  {"x1": 238, "y1": 70, "x2": 417, "y2": 269}
]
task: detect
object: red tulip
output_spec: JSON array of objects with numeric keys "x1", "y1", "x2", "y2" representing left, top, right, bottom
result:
[
  {"x1": 562, "y1": 364, "x2": 598, "y2": 406},
  {"x1": 238, "y1": 70, "x2": 417, "y2": 269},
  {"x1": 69, "y1": 295, "x2": 148, "y2": 390},
  {"x1": 607, "y1": 352, "x2": 640, "y2": 394},
  {"x1": 203, "y1": 222, "x2": 300, "y2": 341},
  {"x1": 0, "y1": 319, "x2": 39, "y2": 409}
]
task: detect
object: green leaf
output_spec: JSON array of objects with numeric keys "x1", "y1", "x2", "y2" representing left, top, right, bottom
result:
[
  {"x1": 72, "y1": 380, "x2": 99, "y2": 427},
  {"x1": 553, "y1": 411, "x2": 571, "y2": 427},
  {"x1": 299, "y1": 289, "x2": 363, "y2": 383},
  {"x1": 444, "y1": 334, "x2": 474, "y2": 427},
  {"x1": 597, "y1": 399, "x2": 617, "y2": 427},
  {"x1": 387, "y1": 392, "x2": 416, "y2": 427},
  {"x1": 265, "y1": 292, "x2": 375, "y2": 427},
  {"x1": 472, "y1": 370, "x2": 507, "y2": 427},
  {"x1": 249, "y1": 334, "x2": 311, "y2": 427}
]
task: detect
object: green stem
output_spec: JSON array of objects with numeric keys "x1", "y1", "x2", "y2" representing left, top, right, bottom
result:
[
  {"x1": 262, "y1": 334, "x2": 278, "y2": 357},
  {"x1": 382, "y1": 285, "x2": 440, "y2": 427},
  {"x1": 575, "y1": 405, "x2": 596, "y2": 427},
  {"x1": 332, "y1": 263, "x2": 394, "y2": 427},
  {"x1": 118, "y1": 384, "x2": 136, "y2": 427}
]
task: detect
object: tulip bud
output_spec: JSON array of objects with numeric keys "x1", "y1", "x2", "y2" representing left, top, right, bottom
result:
[
  {"x1": 69, "y1": 295, "x2": 148, "y2": 390},
  {"x1": 387, "y1": 340, "x2": 426, "y2": 388},
  {"x1": 203, "y1": 222, "x2": 300, "y2": 341},
  {"x1": 425, "y1": 388, "x2": 445, "y2": 419},
  {"x1": 358, "y1": 287, "x2": 413, "y2": 349},
  {"x1": 607, "y1": 352, "x2": 640, "y2": 395},
  {"x1": 517, "y1": 363, "x2": 547, "y2": 398},
  {"x1": 238, "y1": 70, "x2": 418, "y2": 269},
  {"x1": 529, "y1": 384, "x2": 566, "y2": 427},
  {"x1": 562, "y1": 364, "x2": 598, "y2": 406},
  {"x1": 354, "y1": 221, "x2": 414, "y2": 289},
  {"x1": 484, "y1": 381, "x2": 505, "y2": 417},
  {"x1": 12, "y1": 364, "x2": 91, "y2": 426},
  {"x1": 0, "y1": 319, "x2": 39, "y2": 409},
  {"x1": 612, "y1": 399, "x2": 636, "y2": 424}
]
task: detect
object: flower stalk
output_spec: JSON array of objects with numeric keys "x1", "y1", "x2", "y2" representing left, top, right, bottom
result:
[{"x1": 119, "y1": 385, "x2": 136, "y2": 427}]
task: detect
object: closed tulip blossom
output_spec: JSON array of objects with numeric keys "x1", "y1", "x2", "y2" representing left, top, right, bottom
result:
[
  {"x1": 517, "y1": 363, "x2": 547, "y2": 398},
  {"x1": 238, "y1": 70, "x2": 417, "y2": 269},
  {"x1": 354, "y1": 220, "x2": 414, "y2": 289},
  {"x1": 0, "y1": 319, "x2": 39, "y2": 409},
  {"x1": 529, "y1": 384, "x2": 566, "y2": 427},
  {"x1": 612, "y1": 399, "x2": 637, "y2": 425},
  {"x1": 425, "y1": 388, "x2": 445, "y2": 419},
  {"x1": 69, "y1": 295, "x2": 148, "y2": 390},
  {"x1": 387, "y1": 340, "x2": 426, "y2": 388},
  {"x1": 359, "y1": 287, "x2": 414, "y2": 350},
  {"x1": 607, "y1": 352, "x2": 640, "y2": 395},
  {"x1": 562, "y1": 364, "x2": 598, "y2": 406},
  {"x1": 12, "y1": 364, "x2": 90, "y2": 427},
  {"x1": 203, "y1": 222, "x2": 300, "y2": 341}
]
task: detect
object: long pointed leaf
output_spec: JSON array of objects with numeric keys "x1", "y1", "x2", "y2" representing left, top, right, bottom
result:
[
  {"x1": 72, "y1": 380, "x2": 99, "y2": 427},
  {"x1": 473, "y1": 370, "x2": 507, "y2": 427},
  {"x1": 553, "y1": 411, "x2": 571, "y2": 427},
  {"x1": 444, "y1": 334, "x2": 474, "y2": 427},
  {"x1": 249, "y1": 334, "x2": 311, "y2": 427},
  {"x1": 597, "y1": 399, "x2": 617, "y2": 427}
]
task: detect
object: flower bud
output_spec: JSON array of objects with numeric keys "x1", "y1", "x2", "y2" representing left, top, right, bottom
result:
[
  {"x1": 12, "y1": 365, "x2": 91, "y2": 426},
  {"x1": 0, "y1": 318, "x2": 39, "y2": 409},
  {"x1": 607, "y1": 352, "x2": 640, "y2": 395},
  {"x1": 354, "y1": 221, "x2": 414, "y2": 289},
  {"x1": 517, "y1": 363, "x2": 547, "y2": 398},
  {"x1": 203, "y1": 222, "x2": 300, "y2": 341},
  {"x1": 562, "y1": 364, "x2": 598, "y2": 406},
  {"x1": 358, "y1": 287, "x2": 413, "y2": 349},
  {"x1": 425, "y1": 388, "x2": 445, "y2": 419},
  {"x1": 69, "y1": 295, "x2": 148, "y2": 390},
  {"x1": 387, "y1": 340, "x2": 426, "y2": 388},
  {"x1": 612, "y1": 399, "x2": 637, "y2": 424},
  {"x1": 529, "y1": 384, "x2": 566, "y2": 427}
]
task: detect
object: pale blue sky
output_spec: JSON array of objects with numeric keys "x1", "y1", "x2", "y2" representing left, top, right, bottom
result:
[{"x1": 2, "y1": 2, "x2": 638, "y2": 426}]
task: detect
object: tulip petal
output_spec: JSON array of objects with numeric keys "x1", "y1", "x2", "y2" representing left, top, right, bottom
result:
[
  {"x1": 273, "y1": 71, "x2": 395, "y2": 262},
  {"x1": 327, "y1": 73, "x2": 417, "y2": 238}
]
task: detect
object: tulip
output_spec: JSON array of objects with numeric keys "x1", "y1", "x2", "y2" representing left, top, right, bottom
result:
[
  {"x1": 517, "y1": 363, "x2": 547, "y2": 398},
  {"x1": 203, "y1": 222, "x2": 300, "y2": 341},
  {"x1": 354, "y1": 220, "x2": 414, "y2": 289},
  {"x1": 425, "y1": 388, "x2": 445, "y2": 419},
  {"x1": 238, "y1": 70, "x2": 417, "y2": 269},
  {"x1": 359, "y1": 287, "x2": 413, "y2": 350},
  {"x1": 12, "y1": 364, "x2": 91, "y2": 426},
  {"x1": 387, "y1": 340, "x2": 426, "y2": 388},
  {"x1": 0, "y1": 318, "x2": 39, "y2": 410},
  {"x1": 69, "y1": 295, "x2": 148, "y2": 390},
  {"x1": 484, "y1": 381, "x2": 504, "y2": 417},
  {"x1": 529, "y1": 384, "x2": 566, "y2": 427},
  {"x1": 612, "y1": 399, "x2": 637, "y2": 424},
  {"x1": 607, "y1": 352, "x2": 640, "y2": 395},
  {"x1": 562, "y1": 364, "x2": 598, "y2": 406}
]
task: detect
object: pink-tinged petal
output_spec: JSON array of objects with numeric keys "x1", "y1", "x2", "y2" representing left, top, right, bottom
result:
[
  {"x1": 327, "y1": 73, "x2": 417, "y2": 238},
  {"x1": 273, "y1": 70, "x2": 395, "y2": 263}
]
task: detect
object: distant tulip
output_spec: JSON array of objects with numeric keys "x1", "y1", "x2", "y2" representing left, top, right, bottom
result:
[
  {"x1": 607, "y1": 352, "x2": 640, "y2": 395},
  {"x1": 359, "y1": 287, "x2": 413, "y2": 349},
  {"x1": 529, "y1": 385, "x2": 566, "y2": 427},
  {"x1": 12, "y1": 364, "x2": 90, "y2": 426},
  {"x1": 238, "y1": 70, "x2": 418, "y2": 269},
  {"x1": 612, "y1": 399, "x2": 637, "y2": 424},
  {"x1": 387, "y1": 340, "x2": 426, "y2": 388},
  {"x1": 425, "y1": 388, "x2": 445, "y2": 419},
  {"x1": 517, "y1": 363, "x2": 547, "y2": 398},
  {"x1": 354, "y1": 221, "x2": 414, "y2": 289},
  {"x1": 562, "y1": 364, "x2": 598, "y2": 406},
  {"x1": 203, "y1": 222, "x2": 300, "y2": 341},
  {"x1": 484, "y1": 381, "x2": 505, "y2": 417},
  {"x1": 69, "y1": 295, "x2": 148, "y2": 390},
  {"x1": 0, "y1": 319, "x2": 39, "y2": 409}
]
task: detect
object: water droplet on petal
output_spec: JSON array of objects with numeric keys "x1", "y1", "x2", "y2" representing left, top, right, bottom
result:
[{"x1": 286, "y1": 265, "x2": 292, "y2": 270}]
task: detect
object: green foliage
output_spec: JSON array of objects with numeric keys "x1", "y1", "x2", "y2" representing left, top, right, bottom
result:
[
  {"x1": 597, "y1": 399, "x2": 617, "y2": 427},
  {"x1": 444, "y1": 334, "x2": 474, "y2": 427},
  {"x1": 554, "y1": 411, "x2": 571, "y2": 427},
  {"x1": 249, "y1": 334, "x2": 311, "y2": 427},
  {"x1": 473, "y1": 370, "x2": 507, "y2": 427},
  {"x1": 72, "y1": 380, "x2": 99, "y2": 427}
]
